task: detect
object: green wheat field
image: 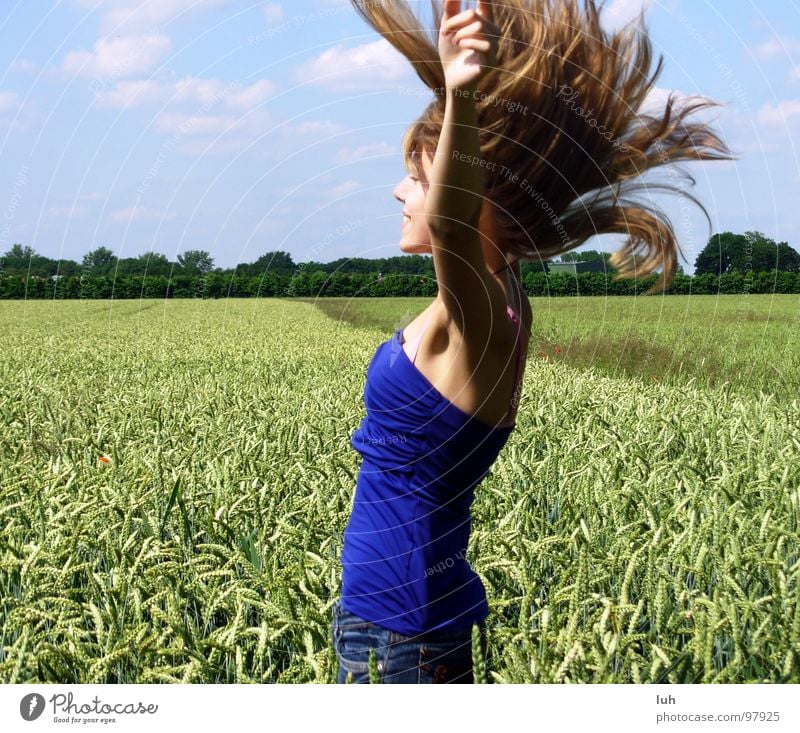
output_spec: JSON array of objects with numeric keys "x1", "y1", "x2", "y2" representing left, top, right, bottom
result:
[{"x1": 1, "y1": 295, "x2": 799, "y2": 683}]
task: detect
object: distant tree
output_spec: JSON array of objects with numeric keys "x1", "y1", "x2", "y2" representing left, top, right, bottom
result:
[
  {"x1": 2, "y1": 244, "x2": 36, "y2": 274},
  {"x1": 695, "y1": 232, "x2": 732, "y2": 275},
  {"x1": 3, "y1": 243, "x2": 35, "y2": 261},
  {"x1": 177, "y1": 249, "x2": 214, "y2": 275},
  {"x1": 0, "y1": 244, "x2": 66, "y2": 277},
  {"x1": 336, "y1": 257, "x2": 378, "y2": 275},
  {"x1": 737, "y1": 231, "x2": 797, "y2": 272},
  {"x1": 267, "y1": 251, "x2": 296, "y2": 272},
  {"x1": 114, "y1": 253, "x2": 171, "y2": 278},
  {"x1": 241, "y1": 250, "x2": 297, "y2": 276},
  {"x1": 520, "y1": 259, "x2": 548, "y2": 275},
  {"x1": 136, "y1": 251, "x2": 173, "y2": 277},
  {"x1": 560, "y1": 249, "x2": 611, "y2": 263},
  {"x1": 82, "y1": 246, "x2": 117, "y2": 274},
  {"x1": 774, "y1": 238, "x2": 800, "y2": 272},
  {"x1": 695, "y1": 231, "x2": 799, "y2": 275},
  {"x1": 54, "y1": 259, "x2": 81, "y2": 277},
  {"x1": 396, "y1": 254, "x2": 434, "y2": 274},
  {"x1": 298, "y1": 254, "x2": 434, "y2": 277}
]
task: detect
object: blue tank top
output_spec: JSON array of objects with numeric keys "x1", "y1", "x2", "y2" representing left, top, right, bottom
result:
[{"x1": 340, "y1": 304, "x2": 527, "y2": 635}]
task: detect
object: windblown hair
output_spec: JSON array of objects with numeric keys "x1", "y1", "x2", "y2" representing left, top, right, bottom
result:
[{"x1": 350, "y1": 0, "x2": 737, "y2": 294}]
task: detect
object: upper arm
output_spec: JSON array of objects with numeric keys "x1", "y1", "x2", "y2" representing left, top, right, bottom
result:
[{"x1": 425, "y1": 216, "x2": 501, "y2": 336}]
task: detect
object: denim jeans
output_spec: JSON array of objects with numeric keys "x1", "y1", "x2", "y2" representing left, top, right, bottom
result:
[{"x1": 331, "y1": 598, "x2": 489, "y2": 684}]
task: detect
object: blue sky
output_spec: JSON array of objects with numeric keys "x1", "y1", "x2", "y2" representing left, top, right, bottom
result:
[{"x1": 0, "y1": 0, "x2": 798, "y2": 274}]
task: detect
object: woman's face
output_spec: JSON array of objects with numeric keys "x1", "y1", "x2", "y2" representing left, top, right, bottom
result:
[
  {"x1": 392, "y1": 150, "x2": 434, "y2": 255},
  {"x1": 392, "y1": 148, "x2": 499, "y2": 266}
]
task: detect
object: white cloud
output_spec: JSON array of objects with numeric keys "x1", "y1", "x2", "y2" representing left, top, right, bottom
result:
[
  {"x1": 61, "y1": 33, "x2": 171, "y2": 78},
  {"x1": 94, "y1": 76, "x2": 276, "y2": 110},
  {"x1": 109, "y1": 206, "x2": 139, "y2": 222},
  {"x1": 10, "y1": 59, "x2": 38, "y2": 74},
  {"x1": 0, "y1": 91, "x2": 19, "y2": 112},
  {"x1": 150, "y1": 108, "x2": 269, "y2": 156},
  {"x1": 733, "y1": 139, "x2": 782, "y2": 155},
  {"x1": 110, "y1": 205, "x2": 176, "y2": 222},
  {"x1": 757, "y1": 100, "x2": 800, "y2": 126},
  {"x1": 121, "y1": 92, "x2": 273, "y2": 154},
  {"x1": 281, "y1": 120, "x2": 346, "y2": 137},
  {"x1": 138, "y1": 108, "x2": 268, "y2": 155},
  {"x1": 46, "y1": 205, "x2": 90, "y2": 219},
  {"x1": 263, "y1": 3, "x2": 284, "y2": 24},
  {"x1": 329, "y1": 180, "x2": 360, "y2": 198},
  {"x1": 72, "y1": 0, "x2": 239, "y2": 34},
  {"x1": 172, "y1": 76, "x2": 230, "y2": 104},
  {"x1": 95, "y1": 79, "x2": 166, "y2": 108},
  {"x1": 602, "y1": 0, "x2": 653, "y2": 33},
  {"x1": 255, "y1": 216, "x2": 284, "y2": 235},
  {"x1": 154, "y1": 112, "x2": 240, "y2": 135},
  {"x1": 226, "y1": 79, "x2": 276, "y2": 109},
  {"x1": 639, "y1": 86, "x2": 705, "y2": 116},
  {"x1": 174, "y1": 137, "x2": 261, "y2": 156},
  {"x1": 110, "y1": 205, "x2": 140, "y2": 222},
  {"x1": 335, "y1": 142, "x2": 395, "y2": 163},
  {"x1": 753, "y1": 36, "x2": 800, "y2": 62},
  {"x1": 296, "y1": 39, "x2": 411, "y2": 92}
]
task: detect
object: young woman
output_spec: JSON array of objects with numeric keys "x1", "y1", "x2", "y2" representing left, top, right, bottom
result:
[{"x1": 332, "y1": 0, "x2": 734, "y2": 683}]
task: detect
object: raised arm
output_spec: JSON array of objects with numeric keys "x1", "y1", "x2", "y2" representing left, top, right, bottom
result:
[
  {"x1": 424, "y1": 94, "x2": 483, "y2": 232},
  {"x1": 424, "y1": 0, "x2": 501, "y2": 332}
]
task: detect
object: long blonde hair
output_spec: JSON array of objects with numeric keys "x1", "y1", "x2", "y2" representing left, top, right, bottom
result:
[{"x1": 351, "y1": 0, "x2": 737, "y2": 294}]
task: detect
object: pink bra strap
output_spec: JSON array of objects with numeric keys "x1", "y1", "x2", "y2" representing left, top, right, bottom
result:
[{"x1": 506, "y1": 304, "x2": 527, "y2": 416}]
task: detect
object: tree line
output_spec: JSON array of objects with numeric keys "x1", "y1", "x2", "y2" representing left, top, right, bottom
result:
[{"x1": 1, "y1": 231, "x2": 797, "y2": 299}]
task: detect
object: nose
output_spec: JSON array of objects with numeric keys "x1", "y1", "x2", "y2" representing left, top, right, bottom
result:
[{"x1": 393, "y1": 178, "x2": 407, "y2": 204}]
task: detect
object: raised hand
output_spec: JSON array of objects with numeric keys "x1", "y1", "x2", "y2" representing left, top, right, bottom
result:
[{"x1": 438, "y1": 0, "x2": 500, "y2": 92}]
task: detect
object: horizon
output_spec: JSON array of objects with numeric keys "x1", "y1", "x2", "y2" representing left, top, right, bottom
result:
[{"x1": 1, "y1": 1, "x2": 798, "y2": 277}]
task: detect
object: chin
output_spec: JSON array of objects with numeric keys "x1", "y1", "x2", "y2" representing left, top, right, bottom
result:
[{"x1": 400, "y1": 240, "x2": 432, "y2": 255}]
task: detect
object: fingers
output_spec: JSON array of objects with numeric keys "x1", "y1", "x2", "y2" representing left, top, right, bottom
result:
[
  {"x1": 443, "y1": 9, "x2": 478, "y2": 31},
  {"x1": 442, "y1": 9, "x2": 500, "y2": 37},
  {"x1": 443, "y1": 0, "x2": 494, "y2": 23},
  {"x1": 476, "y1": 0, "x2": 494, "y2": 23},
  {"x1": 453, "y1": 20, "x2": 485, "y2": 44},
  {"x1": 445, "y1": 13, "x2": 500, "y2": 60},
  {"x1": 457, "y1": 37, "x2": 492, "y2": 54},
  {"x1": 442, "y1": 0, "x2": 462, "y2": 20}
]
